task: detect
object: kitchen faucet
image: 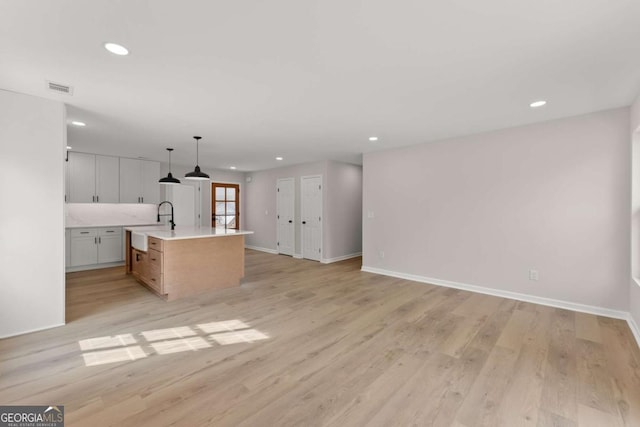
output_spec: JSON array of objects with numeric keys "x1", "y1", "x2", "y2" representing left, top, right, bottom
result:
[{"x1": 157, "y1": 201, "x2": 175, "y2": 230}]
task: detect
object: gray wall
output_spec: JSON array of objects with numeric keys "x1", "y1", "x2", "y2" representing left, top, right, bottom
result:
[
  {"x1": 363, "y1": 107, "x2": 630, "y2": 311},
  {"x1": 244, "y1": 160, "x2": 362, "y2": 261},
  {"x1": 160, "y1": 162, "x2": 246, "y2": 228},
  {"x1": 630, "y1": 93, "x2": 640, "y2": 334},
  {"x1": 245, "y1": 161, "x2": 327, "y2": 254},
  {"x1": 0, "y1": 90, "x2": 66, "y2": 337}
]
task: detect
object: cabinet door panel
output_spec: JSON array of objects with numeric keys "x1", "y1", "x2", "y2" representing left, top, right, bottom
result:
[
  {"x1": 96, "y1": 155, "x2": 120, "y2": 203},
  {"x1": 71, "y1": 236, "x2": 98, "y2": 266},
  {"x1": 119, "y1": 158, "x2": 143, "y2": 203},
  {"x1": 132, "y1": 249, "x2": 146, "y2": 278},
  {"x1": 65, "y1": 229, "x2": 71, "y2": 267},
  {"x1": 98, "y1": 235, "x2": 122, "y2": 263},
  {"x1": 142, "y1": 160, "x2": 160, "y2": 204},
  {"x1": 68, "y1": 152, "x2": 96, "y2": 203}
]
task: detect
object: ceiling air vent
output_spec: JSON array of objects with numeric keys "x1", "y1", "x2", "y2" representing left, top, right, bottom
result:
[{"x1": 46, "y1": 81, "x2": 73, "y2": 95}]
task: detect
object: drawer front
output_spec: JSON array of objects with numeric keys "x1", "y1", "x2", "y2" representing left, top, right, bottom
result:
[
  {"x1": 99, "y1": 227, "x2": 121, "y2": 236},
  {"x1": 148, "y1": 237, "x2": 163, "y2": 252},
  {"x1": 148, "y1": 248, "x2": 162, "y2": 269},
  {"x1": 146, "y1": 265, "x2": 163, "y2": 293},
  {"x1": 71, "y1": 228, "x2": 97, "y2": 237}
]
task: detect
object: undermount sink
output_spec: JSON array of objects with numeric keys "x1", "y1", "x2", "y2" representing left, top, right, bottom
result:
[{"x1": 131, "y1": 231, "x2": 148, "y2": 251}]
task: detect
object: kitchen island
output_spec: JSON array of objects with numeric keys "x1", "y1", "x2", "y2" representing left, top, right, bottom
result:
[{"x1": 125, "y1": 226, "x2": 253, "y2": 300}]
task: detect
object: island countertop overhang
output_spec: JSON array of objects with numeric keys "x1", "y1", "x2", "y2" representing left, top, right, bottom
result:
[{"x1": 125, "y1": 225, "x2": 253, "y2": 241}]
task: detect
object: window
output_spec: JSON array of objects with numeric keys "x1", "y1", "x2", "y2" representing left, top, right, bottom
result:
[{"x1": 212, "y1": 183, "x2": 240, "y2": 229}]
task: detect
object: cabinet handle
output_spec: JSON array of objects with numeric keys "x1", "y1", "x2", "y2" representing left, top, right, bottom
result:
[
  {"x1": 136, "y1": 253, "x2": 140, "y2": 262},
  {"x1": 80, "y1": 231, "x2": 89, "y2": 234},
  {"x1": 94, "y1": 237, "x2": 97, "y2": 244},
  {"x1": 99, "y1": 237, "x2": 101, "y2": 244},
  {"x1": 151, "y1": 278, "x2": 156, "y2": 282},
  {"x1": 96, "y1": 195, "x2": 99, "y2": 202},
  {"x1": 92, "y1": 195, "x2": 95, "y2": 202},
  {"x1": 151, "y1": 258, "x2": 156, "y2": 261},
  {"x1": 106, "y1": 230, "x2": 114, "y2": 233},
  {"x1": 141, "y1": 196, "x2": 144, "y2": 203}
]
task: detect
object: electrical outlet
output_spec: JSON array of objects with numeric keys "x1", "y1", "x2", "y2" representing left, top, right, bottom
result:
[
  {"x1": 529, "y1": 269, "x2": 539, "y2": 281},
  {"x1": 367, "y1": 211, "x2": 375, "y2": 219},
  {"x1": 379, "y1": 250, "x2": 385, "y2": 259}
]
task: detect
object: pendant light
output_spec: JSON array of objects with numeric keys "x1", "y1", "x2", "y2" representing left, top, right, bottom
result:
[
  {"x1": 159, "y1": 148, "x2": 181, "y2": 185},
  {"x1": 185, "y1": 136, "x2": 210, "y2": 180}
]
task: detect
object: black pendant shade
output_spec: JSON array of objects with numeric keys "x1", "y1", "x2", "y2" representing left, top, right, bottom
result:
[
  {"x1": 159, "y1": 148, "x2": 181, "y2": 185},
  {"x1": 185, "y1": 136, "x2": 210, "y2": 181}
]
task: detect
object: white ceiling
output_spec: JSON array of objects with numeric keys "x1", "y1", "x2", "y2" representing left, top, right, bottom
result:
[{"x1": 1, "y1": 0, "x2": 640, "y2": 171}]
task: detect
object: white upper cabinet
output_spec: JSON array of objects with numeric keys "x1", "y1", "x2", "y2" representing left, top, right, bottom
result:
[
  {"x1": 142, "y1": 160, "x2": 160, "y2": 205},
  {"x1": 68, "y1": 152, "x2": 96, "y2": 203},
  {"x1": 119, "y1": 158, "x2": 141, "y2": 203},
  {"x1": 68, "y1": 152, "x2": 119, "y2": 203},
  {"x1": 120, "y1": 158, "x2": 160, "y2": 204},
  {"x1": 95, "y1": 155, "x2": 120, "y2": 203}
]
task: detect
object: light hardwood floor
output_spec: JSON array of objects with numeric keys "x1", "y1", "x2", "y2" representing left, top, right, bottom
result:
[{"x1": 1, "y1": 250, "x2": 639, "y2": 426}]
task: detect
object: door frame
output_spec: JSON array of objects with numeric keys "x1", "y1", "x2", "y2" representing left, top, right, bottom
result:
[
  {"x1": 301, "y1": 174, "x2": 323, "y2": 261},
  {"x1": 276, "y1": 177, "x2": 295, "y2": 256}
]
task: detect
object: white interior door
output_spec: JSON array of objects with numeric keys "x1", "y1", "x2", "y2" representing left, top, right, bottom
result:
[
  {"x1": 301, "y1": 175, "x2": 322, "y2": 261},
  {"x1": 277, "y1": 178, "x2": 295, "y2": 256}
]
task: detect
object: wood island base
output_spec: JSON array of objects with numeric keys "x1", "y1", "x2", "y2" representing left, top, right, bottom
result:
[{"x1": 126, "y1": 230, "x2": 246, "y2": 301}]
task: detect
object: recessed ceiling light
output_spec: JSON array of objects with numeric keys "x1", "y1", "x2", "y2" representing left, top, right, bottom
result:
[
  {"x1": 104, "y1": 42, "x2": 129, "y2": 56},
  {"x1": 66, "y1": 146, "x2": 72, "y2": 150},
  {"x1": 275, "y1": 157, "x2": 283, "y2": 161},
  {"x1": 230, "y1": 166, "x2": 237, "y2": 170},
  {"x1": 71, "y1": 121, "x2": 86, "y2": 127},
  {"x1": 369, "y1": 136, "x2": 379, "y2": 141},
  {"x1": 530, "y1": 100, "x2": 547, "y2": 108}
]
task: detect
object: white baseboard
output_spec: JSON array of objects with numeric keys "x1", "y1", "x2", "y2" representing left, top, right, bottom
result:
[
  {"x1": 0, "y1": 322, "x2": 65, "y2": 340},
  {"x1": 66, "y1": 261, "x2": 125, "y2": 273},
  {"x1": 627, "y1": 313, "x2": 640, "y2": 349},
  {"x1": 321, "y1": 252, "x2": 362, "y2": 264},
  {"x1": 245, "y1": 245, "x2": 278, "y2": 255},
  {"x1": 293, "y1": 253, "x2": 303, "y2": 259},
  {"x1": 361, "y1": 266, "x2": 630, "y2": 321}
]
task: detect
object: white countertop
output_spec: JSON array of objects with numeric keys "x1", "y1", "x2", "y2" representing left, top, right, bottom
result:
[
  {"x1": 125, "y1": 225, "x2": 253, "y2": 241},
  {"x1": 66, "y1": 221, "x2": 160, "y2": 229}
]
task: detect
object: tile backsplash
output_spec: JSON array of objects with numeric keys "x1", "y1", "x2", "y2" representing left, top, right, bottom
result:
[{"x1": 66, "y1": 203, "x2": 158, "y2": 227}]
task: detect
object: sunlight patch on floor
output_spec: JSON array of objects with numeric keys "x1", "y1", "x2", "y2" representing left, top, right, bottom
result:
[
  {"x1": 78, "y1": 320, "x2": 269, "y2": 367},
  {"x1": 82, "y1": 346, "x2": 147, "y2": 366},
  {"x1": 141, "y1": 326, "x2": 197, "y2": 342},
  {"x1": 78, "y1": 334, "x2": 137, "y2": 351},
  {"x1": 151, "y1": 337, "x2": 211, "y2": 355}
]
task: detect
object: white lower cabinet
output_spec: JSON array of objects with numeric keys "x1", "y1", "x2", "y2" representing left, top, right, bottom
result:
[
  {"x1": 98, "y1": 228, "x2": 123, "y2": 263},
  {"x1": 69, "y1": 227, "x2": 123, "y2": 268},
  {"x1": 65, "y1": 229, "x2": 71, "y2": 268}
]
